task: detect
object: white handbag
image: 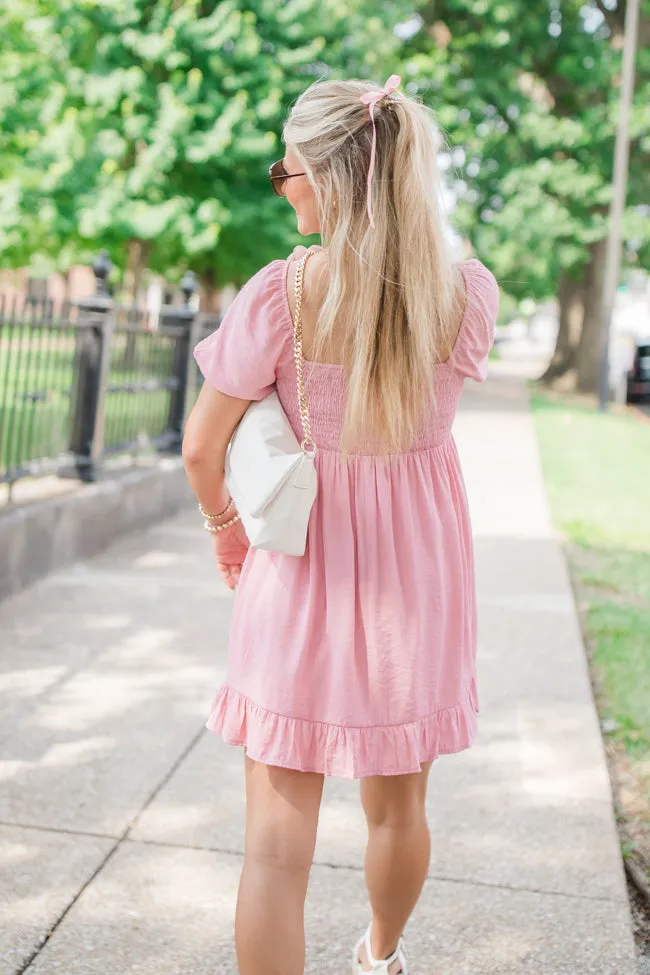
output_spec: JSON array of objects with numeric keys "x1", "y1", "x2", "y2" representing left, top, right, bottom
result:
[{"x1": 225, "y1": 251, "x2": 317, "y2": 557}]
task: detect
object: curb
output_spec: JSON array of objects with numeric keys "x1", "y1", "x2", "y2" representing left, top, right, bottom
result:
[
  {"x1": 625, "y1": 857, "x2": 650, "y2": 908},
  {"x1": 0, "y1": 457, "x2": 193, "y2": 602}
]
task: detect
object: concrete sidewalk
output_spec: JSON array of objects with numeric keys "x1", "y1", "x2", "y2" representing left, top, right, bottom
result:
[{"x1": 0, "y1": 371, "x2": 640, "y2": 975}]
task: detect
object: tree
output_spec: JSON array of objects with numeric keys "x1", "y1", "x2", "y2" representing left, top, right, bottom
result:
[
  {"x1": 0, "y1": 2, "x2": 74, "y2": 273},
  {"x1": 1, "y1": 0, "x2": 413, "y2": 303},
  {"x1": 405, "y1": 0, "x2": 650, "y2": 393}
]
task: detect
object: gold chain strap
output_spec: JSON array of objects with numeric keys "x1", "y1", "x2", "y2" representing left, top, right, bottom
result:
[{"x1": 293, "y1": 252, "x2": 316, "y2": 453}]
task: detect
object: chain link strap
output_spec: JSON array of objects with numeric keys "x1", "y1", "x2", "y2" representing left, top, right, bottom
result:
[{"x1": 293, "y1": 251, "x2": 316, "y2": 453}]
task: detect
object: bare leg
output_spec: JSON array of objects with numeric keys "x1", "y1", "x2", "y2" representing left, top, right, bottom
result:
[
  {"x1": 358, "y1": 762, "x2": 433, "y2": 973},
  {"x1": 235, "y1": 757, "x2": 324, "y2": 975}
]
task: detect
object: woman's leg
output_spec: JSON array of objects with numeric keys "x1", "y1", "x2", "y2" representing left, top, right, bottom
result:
[
  {"x1": 358, "y1": 762, "x2": 433, "y2": 971},
  {"x1": 235, "y1": 756, "x2": 324, "y2": 975}
]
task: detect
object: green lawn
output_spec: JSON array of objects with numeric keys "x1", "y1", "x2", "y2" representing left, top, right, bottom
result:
[
  {"x1": 0, "y1": 331, "x2": 177, "y2": 477},
  {"x1": 531, "y1": 392, "x2": 650, "y2": 830}
]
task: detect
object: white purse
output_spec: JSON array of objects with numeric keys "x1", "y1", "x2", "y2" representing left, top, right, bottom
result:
[{"x1": 225, "y1": 252, "x2": 317, "y2": 557}]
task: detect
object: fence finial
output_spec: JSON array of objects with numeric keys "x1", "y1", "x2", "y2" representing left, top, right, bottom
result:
[
  {"x1": 92, "y1": 250, "x2": 113, "y2": 297},
  {"x1": 180, "y1": 270, "x2": 197, "y2": 307}
]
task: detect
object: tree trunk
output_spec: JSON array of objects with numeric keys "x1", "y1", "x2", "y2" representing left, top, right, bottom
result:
[
  {"x1": 199, "y1": 268, "x2": 222, "y2": 313},
  {"x1": 124, "y1": 238, "x2": 148, "y2": 304},
  {"x1": 122, "y1": 238, "x2": 149, "y2": 370},
  {"x1": 539, "y1": 270, "x2": 585, "y2": 382},
  {"x1": 575, "y1": 237, "x2": 607, "y2": 394}
]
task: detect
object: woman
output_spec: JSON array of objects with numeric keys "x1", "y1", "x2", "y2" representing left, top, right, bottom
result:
[{"x1": 183, "y1": 74, "x2": 499, "y2": 975}]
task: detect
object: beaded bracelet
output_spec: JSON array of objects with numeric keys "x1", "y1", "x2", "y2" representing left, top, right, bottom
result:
[
  {"x1": 199, "y1": 498, "x2": 234, "y2": 521},
  {"x1": 203, "y1": 513, "x2": 241, "y2": 534}
]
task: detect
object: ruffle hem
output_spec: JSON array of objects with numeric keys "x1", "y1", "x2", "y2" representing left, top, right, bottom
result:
[{"x1": 206, "y1": 682, "x2": 479, "y2": 779}]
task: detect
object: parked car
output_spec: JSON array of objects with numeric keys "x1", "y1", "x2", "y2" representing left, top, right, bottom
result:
[{"x1": 626, "y1": 339, "x2": 650, "y2": 404}]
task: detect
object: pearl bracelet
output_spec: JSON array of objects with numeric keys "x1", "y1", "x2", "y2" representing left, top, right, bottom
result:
[
  {"x1": 203, "y1": 513, "x2": 241, "y2": 534},
  {"x1": 199, "y1": 498, "x2": 234, "y2": 521}
]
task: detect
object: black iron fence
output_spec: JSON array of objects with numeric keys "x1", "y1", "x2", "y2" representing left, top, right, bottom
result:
[{"x1": 0, "y1": 254, "x2": 218, "y2": 499}]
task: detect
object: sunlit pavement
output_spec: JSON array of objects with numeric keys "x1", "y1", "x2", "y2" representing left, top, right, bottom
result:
[{"x1": 0, "y1": 367, "x2": 640, "y2": 974}]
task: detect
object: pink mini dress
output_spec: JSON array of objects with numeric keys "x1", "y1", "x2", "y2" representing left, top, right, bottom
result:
[{"x1": 194, "y1": 257, "x2": 499, "y2": 778}]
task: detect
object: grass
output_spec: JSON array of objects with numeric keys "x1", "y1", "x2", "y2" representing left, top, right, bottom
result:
[
  {"x1": 531, "y1": 395, "x2": 650, "y2": 550},
  {"x1": 0, "y1": 331, "x2": 178, "y2": 477},
  {"x1": 531, "y1": 390, "x2": 650, "y2": 865}
]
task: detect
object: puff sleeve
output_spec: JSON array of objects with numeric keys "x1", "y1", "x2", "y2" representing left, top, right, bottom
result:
[
  {"x1": 193, "y1": 259, "x2": 292, "y2": 401},
  {"x1": 451, "y1": 260, "x2": 500, "y2": 382}
]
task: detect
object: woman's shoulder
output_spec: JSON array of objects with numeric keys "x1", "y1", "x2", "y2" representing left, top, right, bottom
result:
[
  {"x1": 239, "y1": 259, "x2": 289, "y2": 304},
  {"x1": 237, "y1": 253, "x2": 326, "y2": 326},
  {"x1": 285, "y1": 248, "x2": 328, "y2": 301},
  {"x1": 221, "y1": 259, "x2": 293, "y2": 334},
  {"x1": 193, "y1": 259, "x2": 296, "y2": 400},
  {"x1": 285, "y1": 250, "x2": 330, "y2": 346},
  {"x1": 449, "y1": 259, "x2": 499, "y2": 381},
  {"x1": 457, "y1": 259, "x2": 499, "y2": 313}
]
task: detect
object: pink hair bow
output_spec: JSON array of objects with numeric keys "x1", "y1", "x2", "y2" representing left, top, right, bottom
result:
[{"x1": 359, "y1": 74, "x2": 402, "y2": 229}]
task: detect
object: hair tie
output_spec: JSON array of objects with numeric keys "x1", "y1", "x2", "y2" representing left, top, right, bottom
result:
[{"x1": 359, "y1": 74, "x2": 402, "y2": 229}]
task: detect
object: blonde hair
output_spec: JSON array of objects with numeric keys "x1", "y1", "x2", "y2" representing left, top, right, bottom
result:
[{"x1": 283, "y1": 78, "x2": 462, "y2": 453}]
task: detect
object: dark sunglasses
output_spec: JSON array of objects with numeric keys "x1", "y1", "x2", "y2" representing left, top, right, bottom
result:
[{"x1": 269, "y1": 159, "x2": 306, "y2": 197}]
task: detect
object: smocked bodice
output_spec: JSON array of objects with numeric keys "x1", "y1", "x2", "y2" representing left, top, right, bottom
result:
[
  {"x1": 277, "y1": 360, "x2": 462, "y2": 455},
  {"x1": 193, "y1": 256, "x2": 498, "y2": 459}
]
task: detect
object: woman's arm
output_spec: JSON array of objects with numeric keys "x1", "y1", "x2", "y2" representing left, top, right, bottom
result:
[
  {"x1": 182, "y1": 381, "x2": 249, "y2": 511},
  {"x1": 182, "y1": 382, "x2": 251, "y2": 589}
]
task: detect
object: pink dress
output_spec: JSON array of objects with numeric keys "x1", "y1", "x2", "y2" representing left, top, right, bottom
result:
[{"x1": 194, "y1": 258, "x2": 499, "y2": 778}]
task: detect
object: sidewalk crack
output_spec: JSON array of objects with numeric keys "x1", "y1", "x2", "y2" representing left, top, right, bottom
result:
[
  {"x1": 0, "y1": 819, "x2": 116, "y2": 841},
  {"x1": 122, "y1": 834, "x2": 626, "y2": 906},
  {"x1": 17, "y1": 724, "x2": 206, "y2": 974}
]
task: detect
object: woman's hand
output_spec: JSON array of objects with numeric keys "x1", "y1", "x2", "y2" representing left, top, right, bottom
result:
[{"x1": 211, "y1": 520, "x2": 250, "y2": 591}]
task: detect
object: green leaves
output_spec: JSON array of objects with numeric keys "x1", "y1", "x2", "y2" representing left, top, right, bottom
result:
[
  {"x1": 406, "y1": 0, "x2": 650, "y2": 302},
  {"x1": 0, "y1": 0, "x2": 414, "y2": 287}
]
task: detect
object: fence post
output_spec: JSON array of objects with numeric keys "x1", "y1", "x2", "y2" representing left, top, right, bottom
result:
[
  {"x1": 65, "y1": 251, "x2": 114, "y2": 481},
  {"x1": 162, "y1": 271, "x2": 200, "y2": 452}
]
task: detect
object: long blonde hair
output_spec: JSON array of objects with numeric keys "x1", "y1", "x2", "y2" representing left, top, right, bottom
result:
[{"x1": 283, "y1": 78, "x2": 462, "y2": 453}]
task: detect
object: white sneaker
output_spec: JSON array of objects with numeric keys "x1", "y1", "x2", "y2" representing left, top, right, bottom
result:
[{"x1": 353, "y1": 923, "x2": 408, "y2": 974}]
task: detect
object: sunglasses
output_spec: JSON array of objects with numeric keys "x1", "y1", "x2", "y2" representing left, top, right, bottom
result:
[{"x1": 269, "y1": 159, "x2": 306, "y2": 197}]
